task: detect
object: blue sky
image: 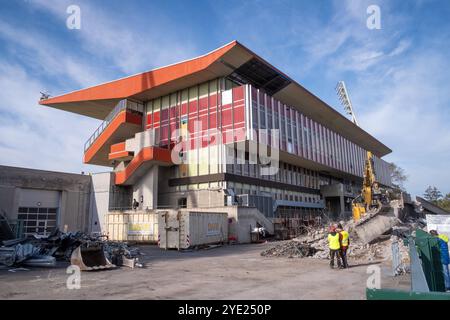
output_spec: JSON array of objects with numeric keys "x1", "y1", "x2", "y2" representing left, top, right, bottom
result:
[{"x1": 0, "y1": 0, "x2": 449, "y2": 197}]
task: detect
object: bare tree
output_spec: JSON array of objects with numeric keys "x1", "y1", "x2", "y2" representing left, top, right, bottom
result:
[
  {"x1": 424, "y1": 186, "x2": 443, "y2": 204},
  {"x1": 388, "y1": 162, "x2": 407, "y2": 191}
]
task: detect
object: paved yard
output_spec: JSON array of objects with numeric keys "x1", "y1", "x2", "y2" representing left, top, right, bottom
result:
[{"x1": 0, "y1": 242, "x2": 410, "y2": 300}]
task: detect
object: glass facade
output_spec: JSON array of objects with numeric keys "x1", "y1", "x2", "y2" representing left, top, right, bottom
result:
[
  {"x1": 143, "y1": 79, "x2": 392, "y2": 196},
  {"x1": 248, "y1": 85, "x2": 392, "y2": 187}
]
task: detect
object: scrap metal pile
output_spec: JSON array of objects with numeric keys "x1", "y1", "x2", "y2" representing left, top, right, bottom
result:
[{"x1": 0, "y1": 229, "x2": 142, "y2": 271}]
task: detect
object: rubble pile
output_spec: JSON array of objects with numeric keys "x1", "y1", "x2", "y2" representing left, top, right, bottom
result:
[
  {"x1": 346, "y1": 237, "x2": 409, "y2": 263},
  {"x1": 262, "y1": 214, "x2": 419, "y2": 264},
  {"x1": 261, "y1": 240, "x2": 318, "y2": 258},
  {"x1": 305, "y1": 223, "x2": 412, "y2": 262},
  {"x1": 261, "y1": 232, "x2": 410, "y2": 263},
  {"x1": 0, "y1": 229, "x2": 142, "y2": 270}
]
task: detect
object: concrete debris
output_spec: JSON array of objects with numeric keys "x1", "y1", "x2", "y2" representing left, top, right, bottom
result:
[
  {"x1": 260, "y1": 241, "x2": 318, "y2": 258},
  {"x1": 261, "y1": 234, "x2": 411, "y2": 264},
  {"x1": 0, "y1": 229, "x2": 142, "y2": 270},
  {"x1": 345, "y1": 237, "x2": 409, "y2": 264},
  {"x1": 261, "y1": 212, "x2": 421, "y2": 264},
  {"x1": 352, "y1": 204, "x2": 400, "y2": 244}
]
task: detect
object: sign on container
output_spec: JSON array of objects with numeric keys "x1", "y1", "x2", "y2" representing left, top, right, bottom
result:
[{"x1": 128, "y1": 222, "x2": 153, "y2": 236}]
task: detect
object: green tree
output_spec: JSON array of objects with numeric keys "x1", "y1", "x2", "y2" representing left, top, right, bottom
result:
[
  {"x1": 388, "y1": 162, "x2": 407, "y2": 191},
  {"x1": 423, "y1": 186, "x2": 443, "y2": 204},
  {"x1": 438, "y1": 193, "x2": 450, "y2": 212}
]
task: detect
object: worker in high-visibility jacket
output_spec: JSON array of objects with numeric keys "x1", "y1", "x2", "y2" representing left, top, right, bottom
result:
[
  {"x1": 337, "y1": 223, "x2": 349, "y2": 269},
  {"x1": 328, "y1": 225, "x2": 342, "y2": 269},
  {"x1": 430, "y1": 230, "x2": 450, "y2": 291}
]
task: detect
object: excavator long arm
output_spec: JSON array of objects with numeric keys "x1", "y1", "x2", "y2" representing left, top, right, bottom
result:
[{"x1": 352, "y1": 151, "x2": 382, "y2": 221}]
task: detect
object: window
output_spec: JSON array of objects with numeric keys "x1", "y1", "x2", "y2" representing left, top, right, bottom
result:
[
  {"x1": 259, "y1": 104, "x2": 266, "y2": 129},
  {"x1": 17, "y1": 207, "x2": 58, "y2": 236},
  {"x1": 252, "y1": 101, "x2": 258, "y2": 129},
  {"x1": 178, "y1": 198, "x2": 187, "y2": 208},
  {"x1": 267, "y1": 100, "x2": 273, "y2": 129}
]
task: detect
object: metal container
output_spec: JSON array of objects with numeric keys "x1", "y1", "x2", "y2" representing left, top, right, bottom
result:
[
  {"x1": 158, "y1": 210, "x2": 228, "y2": 250},
  {"x1": 106, "y1": 211, "x2": 158, "y2": 242}
]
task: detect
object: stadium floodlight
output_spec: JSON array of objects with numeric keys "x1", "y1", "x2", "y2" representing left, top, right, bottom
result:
[
  {"x1": 40, "y1": 91, "x2": 51, "y2": 101},
  {"x1": 336, "y1": 81, "x2": 359, "y2": 126}
]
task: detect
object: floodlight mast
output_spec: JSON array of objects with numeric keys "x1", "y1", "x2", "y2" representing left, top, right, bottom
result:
[
  {"x1": 336, "y1": 81, "x2": 359, "y2": 126},
  {"x1": 336, "y1": 81, "x2": 383, "y2": 223}
]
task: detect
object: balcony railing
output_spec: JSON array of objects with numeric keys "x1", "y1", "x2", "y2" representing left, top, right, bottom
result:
[{"x1": 84, "y1": 99, "x2": 143, "y2": 152}]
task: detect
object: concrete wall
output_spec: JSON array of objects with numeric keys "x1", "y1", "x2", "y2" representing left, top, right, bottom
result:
[
  {"x1": 159, "y1": 188, "x2": 226, "y2": 209},
  {"x1": 88, "y1": 172, "x2": 113, "y2": 234},
  {"x1": 157, "y1": 166, "x2": 226, "y2": 209},
  {"x1": 0, "y1": 185, "x2": 16, "y2": 216},
  {"x1": 0, "y1": 165, "x2": 92, "y2": 233},
  {"x1": 133, "y1": 166, "x2": 158, "y2": 210}
]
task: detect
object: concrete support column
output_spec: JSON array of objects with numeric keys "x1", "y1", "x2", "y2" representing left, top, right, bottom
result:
[
  {"x1": 339, "y1": 195, "x2": 345, "y2": 218},
  {"x1": 133, "y1": 166, "x2": 159, "y2": 210},
  {"x1": 89, "y1": 172, "x2": 113, "y2": 234}
]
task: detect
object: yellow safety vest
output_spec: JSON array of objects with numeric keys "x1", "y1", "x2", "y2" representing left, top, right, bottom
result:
[
  {"x1": 438, "y1": 234, "x2": 449, "y2": 243},
  {"x1": 328, "y1": 233, "x2": 340, "y2": 250},
  {"x1": 340, "y1": 230, "x2": 349, "y2": 247}
]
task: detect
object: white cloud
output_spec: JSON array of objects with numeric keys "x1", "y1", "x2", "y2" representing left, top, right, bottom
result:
[
  {"x1": 331, "y1": 46, "x2": 385, "y2": 72},
  {"x1": 0, "y1": 0, "x2": 200, "y2": 175},
  {"x1": 0, "y1": 20, "x2": 106, "y2": 89},
  {"x1": 388, "y1": 39, "x2": 411, "y2": 57},
  {"x1": 0, "y1": 62, "x2": 103, "y2": 174},
  {"x1": 352, "y1": 47, "x2": 450, "y2": 196},
  {"x1": 30, "y1": 0, "x2": 198, "y2": 75}
]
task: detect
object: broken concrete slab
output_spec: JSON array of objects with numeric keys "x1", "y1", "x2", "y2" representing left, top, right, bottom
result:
[{"x1": 353, "y1": 210, "x2": 400, "y2": 244}]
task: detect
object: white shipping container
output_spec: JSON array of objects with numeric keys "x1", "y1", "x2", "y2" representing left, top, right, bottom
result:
[
  {"x1": 106, "y1": 211, "x2": 158, "y2": 242},
  {"x1": 158, "y1": 210, "x2": 228, "y2": 249}
]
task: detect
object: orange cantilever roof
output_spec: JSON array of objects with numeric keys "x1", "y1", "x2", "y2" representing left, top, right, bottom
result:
[
  {"x1": 39, "y1": 40, "x2": 392, "y2": 157},
  {"x1": 39, "y1": 40, "x2": 244, "y2": 119}
]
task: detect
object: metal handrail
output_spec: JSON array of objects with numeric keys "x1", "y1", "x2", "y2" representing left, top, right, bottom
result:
[{"x1": 84, "y1": 100, "x2": 143, "y2": 151}]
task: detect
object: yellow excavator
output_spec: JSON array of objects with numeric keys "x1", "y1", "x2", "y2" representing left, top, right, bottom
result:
[
  {"x1": 352, "y1": 151, "x2": 383, "y2": 221},
  {"x1": 350, "y1": 150, "x2": 400, "y2": 243},
  {"x1": 352, "y1": 148, "x2": 396, "y2": 223}
]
